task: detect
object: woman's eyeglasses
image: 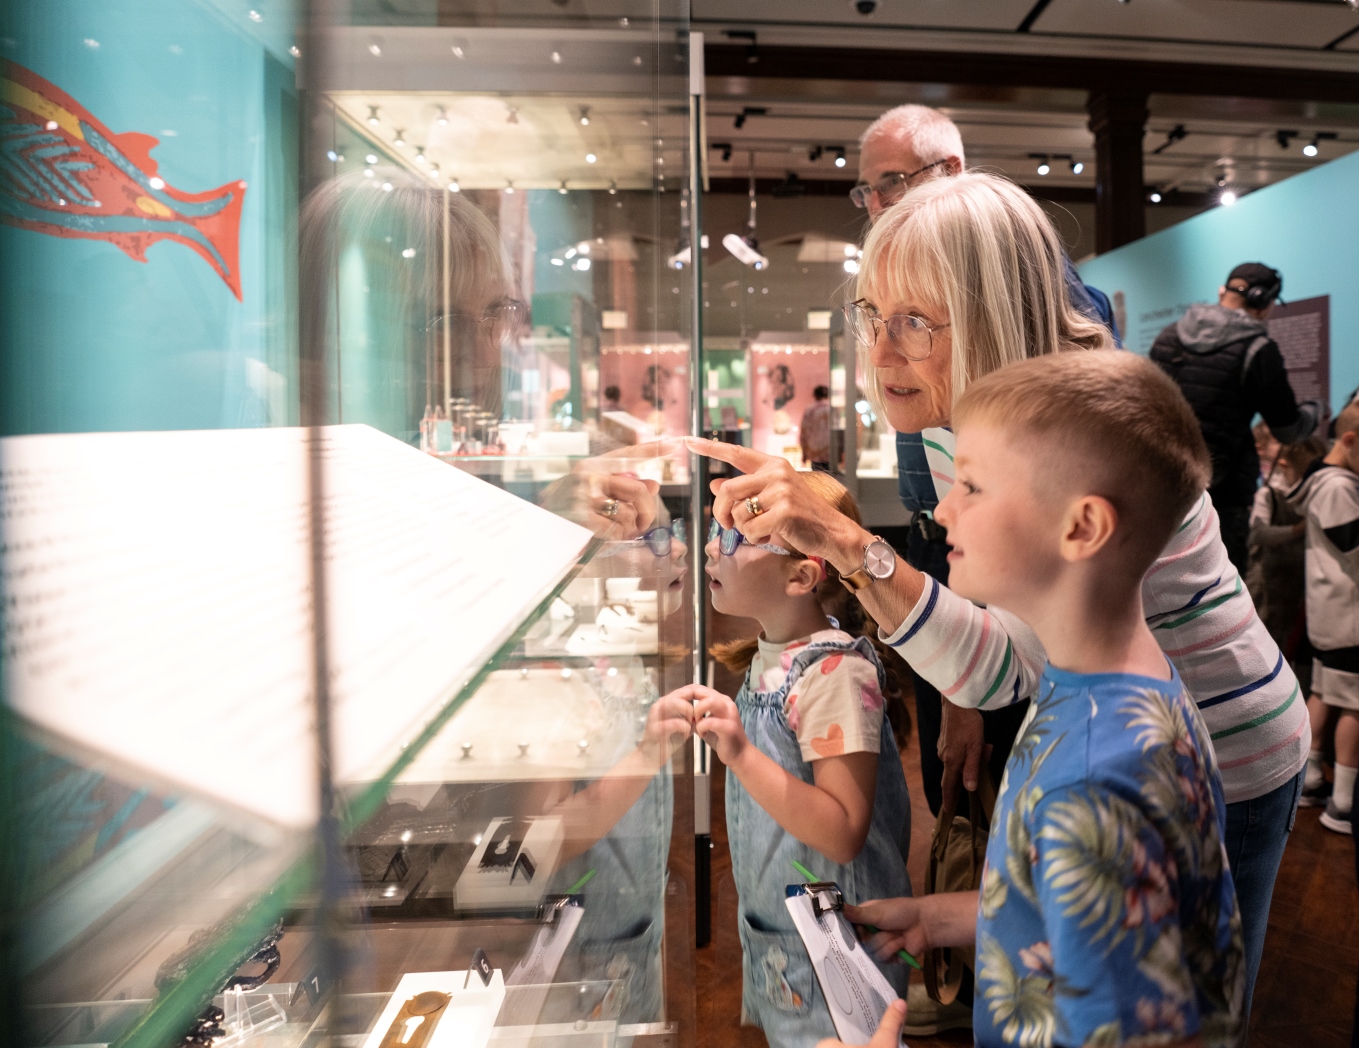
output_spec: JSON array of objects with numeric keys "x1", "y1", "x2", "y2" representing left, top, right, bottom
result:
[
  {"x1": 848, "y1": 160, "x2": 950, "y2": 210},
  {"x1": 842, "y1": 299, "x2": 948, "y2": 362},
  {"x1": 707, "y1": 519, "x2": 791, "y2": 557},
  {"x1": 428, "y1": 299, "x2": 529, "y2": 343}
]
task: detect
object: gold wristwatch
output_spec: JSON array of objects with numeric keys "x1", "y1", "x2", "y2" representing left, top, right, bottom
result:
[{"x1": 839, "y1": 535, "x2": 897, "y2": 592}]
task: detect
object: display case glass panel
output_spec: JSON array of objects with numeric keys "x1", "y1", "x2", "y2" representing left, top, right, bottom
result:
[{"x1": 1, "y1": 2, "x2": 695, "y2": 1046}]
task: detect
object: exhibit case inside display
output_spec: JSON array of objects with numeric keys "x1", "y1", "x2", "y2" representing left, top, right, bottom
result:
[{"x1": 0, "y1": 1, "x2": 700, "y2": 1046}]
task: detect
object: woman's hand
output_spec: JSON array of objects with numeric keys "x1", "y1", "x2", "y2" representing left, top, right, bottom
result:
[
  {"x1": 814, "y1": 998, "x2": 906, "y2": 1048},
  {"x1": 541, "y1": 439, "x2": 685, "y2": 540},
  {"x1": 684, "y1": 437, "x2": 867, "y2": 571},
  {"x1": 685, "y1": 685, "x2": 751, "y2": 767}
]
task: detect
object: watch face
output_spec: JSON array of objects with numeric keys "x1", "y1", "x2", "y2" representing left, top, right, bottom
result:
[{"x1": 865, "y1": 539, "x2": 896, "y2": 580}]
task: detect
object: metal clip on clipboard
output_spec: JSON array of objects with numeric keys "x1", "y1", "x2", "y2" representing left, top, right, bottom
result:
[{"x1": 801, "y1": 881, "x2": 846, "y2": 921}]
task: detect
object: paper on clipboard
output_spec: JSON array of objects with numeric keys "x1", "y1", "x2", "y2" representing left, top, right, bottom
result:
[
  {"x1": 498, "y1": 896, "x2": 585, "y2": 1027},
  {"x1": 785, "y1": 883, "x2": 904, "y2": 1046}
]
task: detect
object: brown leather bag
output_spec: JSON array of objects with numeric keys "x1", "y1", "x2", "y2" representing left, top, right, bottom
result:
[{"x1": 922, "y1": 768, "x2": 997, "y2": 1005}]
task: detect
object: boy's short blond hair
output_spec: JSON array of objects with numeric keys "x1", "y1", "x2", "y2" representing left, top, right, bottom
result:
[
  {"x1": 1334, "y1": 401, "x2": 1359, "y2": 440},
  {"x1": 954, "y1": 351, "x2": 1211, "y2": 566}
]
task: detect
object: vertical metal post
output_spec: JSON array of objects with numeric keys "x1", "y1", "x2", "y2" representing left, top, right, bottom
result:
[
  {"x1": 442, "y1": 185, "x2": 452, "y2": 414},
  {"x1": 686, "y1": 30, "x2": 713, "y2": 951}
]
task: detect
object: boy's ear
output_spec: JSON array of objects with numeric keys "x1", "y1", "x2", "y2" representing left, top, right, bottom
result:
[
  {"x1": 1058, "y1": 495, "x2": 1119, "y2": 563},
  {"x1": 784, "y1": 557, "x2": 823, "y2": 596}
]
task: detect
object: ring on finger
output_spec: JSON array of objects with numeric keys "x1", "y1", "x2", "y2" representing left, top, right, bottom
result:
[
  {"x1": 600, "y1": 498, "x2": 619, "y2": 518},
  {"x1": 745, "y1": 496, "x2": 764, "y2": 517}
]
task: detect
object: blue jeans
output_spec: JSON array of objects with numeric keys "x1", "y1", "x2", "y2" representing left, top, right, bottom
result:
[{"x1": 1223, "y1": 768, "x2": 1304, "y2": 1026}]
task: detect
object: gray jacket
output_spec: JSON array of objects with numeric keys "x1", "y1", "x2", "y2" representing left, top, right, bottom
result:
[{"x1": 1286, "y1": 460, "x2": 1359, "y2": 653}]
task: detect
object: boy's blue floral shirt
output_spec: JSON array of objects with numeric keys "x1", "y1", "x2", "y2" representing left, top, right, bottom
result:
[{"x1": 974, "y1": 663, "x2": 1245, "y2": 1048}]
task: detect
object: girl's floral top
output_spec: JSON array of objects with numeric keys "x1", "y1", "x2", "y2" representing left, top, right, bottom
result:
[{"x1": 973, "y1": 663, "x2": 1244, "y2": 1048}]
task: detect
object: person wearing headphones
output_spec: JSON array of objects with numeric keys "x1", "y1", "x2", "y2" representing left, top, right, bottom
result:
[{"x1": 1150, "y1": 262, "x2": 1320, "y2": 571}]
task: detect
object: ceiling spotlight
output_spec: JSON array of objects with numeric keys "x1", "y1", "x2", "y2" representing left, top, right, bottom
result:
[
  {"x1": 414, "y1": 146, "x2": 426, "y2": 164},
  {"x1": 289, "y1": 45, "x2": 300, "y2": 57},
  {"x1": 1150, "y1": 191, "x2": 1162, "y2": 203},
  {"x1": 586, "y1": 152, "x2": 597, "y2": 164},
  {"x1": 393, "y1": 129, "x2": 406, "y2": 147},
  {"x1": 558, "y1": 180, "x2": 568, "y2": 194},
  {"x1": 1037, "y1": 159, "x2": 1050, "y2": 176},
  {"x1": 451, "y1": 43, "x2": 465, "y2": 58},
  {"x1": 436, "y1": 106, "x2": 448, "y2": 126},
  {"x1": 808, "y1": 145, "x2": 823, "y2": 162},
  {"x1": 1070, "y1": 160, "x2": 1084, "y2": 174},
  {"x1": 551, "y1": 50, "x2": 562, "y2": 64},
  {"x1": 368, "y1": 42, "x2": 381, "y2": 56},
  {"x1": 608, "y1": 180, "x2": 618, "y2": 194},
  {"x1": 1151, "y1": 124, "x2": 1188, "y2": 155},
  {"x1": 448, "y1": 179, "x2": 460, "y2": 192},
  {"x1": 1303, "y1": 140, "x2": 1318, "y2": 157},
  {"x1": 1220, "y1": 188, "x2": 1238, "y2": 206},
  {"x1": 1276, "y1": 129, "x2": 1298, "y2": 150},
  {"x1": 506, "y1": 106, "x2": 519, "y2": 125},
  {"x1": 714, "y1": 142, "x2": 733, "y2": 162},
  {"x1": 578, "y1": 106, "x2": 591, "y2": 126},
  {"x1": 367, "y1": 106, "x2": 380, "y2": 126},
  {"x1": 505, "y1": 182, "x2": 514, "y2": 194},
  {"x1": 834, "y1": 147, "x2": 846, "y2": 168},
  {"x1": 722, "y1": 232, "x2": 770, "y2": 270},
  {"x1": 326, "y1": 149, "x2": 339, "y2": 162},
  {"x1": 366, "y1": 153, "x2": 377, "y2": 165}
]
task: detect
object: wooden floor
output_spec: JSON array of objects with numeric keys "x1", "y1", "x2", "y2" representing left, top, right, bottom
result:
[{"x1": 691, "y1": 734, "x2": 1359, "y2": 1047}]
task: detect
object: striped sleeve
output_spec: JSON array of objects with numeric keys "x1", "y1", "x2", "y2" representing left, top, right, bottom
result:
[
  {"x1": 1144, "y1": 494, "x2": 1310, "y2": 804},
  {"x1": 879, "y1": 575, "x2": 1046, "y2": 710}
]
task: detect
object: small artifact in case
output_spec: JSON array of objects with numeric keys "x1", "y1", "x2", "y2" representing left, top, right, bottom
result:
[
  {"x1": 361, "y1": 969, "x2": 505, "y2": 1048},
  {"x1": 456, "y1": 816, "x2": 563, "y2": 912}
]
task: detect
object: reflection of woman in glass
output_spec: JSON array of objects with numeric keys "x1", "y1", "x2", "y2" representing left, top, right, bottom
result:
[
  {"x1": 299, "y1": 167, "x2": 519, "y2": 430},
  {"x1": 767, "y1": 363, "x2": 796, "y2": 436}
]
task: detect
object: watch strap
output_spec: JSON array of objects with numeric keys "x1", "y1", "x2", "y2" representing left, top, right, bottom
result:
[{"x1": 840, "y1": 567, "x2": 873, "y2": 592}]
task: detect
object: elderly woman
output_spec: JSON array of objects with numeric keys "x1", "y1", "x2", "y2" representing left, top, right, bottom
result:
[{"x1": 690, "y1": 172, "x2": 1308, "y2": 1030}]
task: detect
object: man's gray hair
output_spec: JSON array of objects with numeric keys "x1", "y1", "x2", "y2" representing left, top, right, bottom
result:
[{"x1": 859, "y1": 104, "x2": 965, "y2": 167}]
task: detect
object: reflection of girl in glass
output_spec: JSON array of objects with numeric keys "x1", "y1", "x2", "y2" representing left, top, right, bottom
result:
[{"x1": 768, "y1": 364, "x2": 796, "y2": 410}]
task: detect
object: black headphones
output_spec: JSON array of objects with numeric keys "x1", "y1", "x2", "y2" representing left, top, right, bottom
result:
[{"x1": 1240, "y1": 269, "x2": 1283, "y2": 310}]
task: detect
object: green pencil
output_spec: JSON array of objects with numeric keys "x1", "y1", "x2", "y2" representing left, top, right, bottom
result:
[
  {"x1": 790, "y1": 860, "x2": 922, "y2": 970},
  {"x1": 567, "y1": 869, "x2": 596, "y2": 894}
]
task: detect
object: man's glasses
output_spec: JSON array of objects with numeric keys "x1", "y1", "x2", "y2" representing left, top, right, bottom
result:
[
  {"x1": 707, "y1": 519, "x2": 791, "y2": 557},
  {"x1": 849, "y1": 160, "x2": 950, "y2": 210},
  {"x1": 842, "y1": 299, "x2": 949, "y2": 362}
]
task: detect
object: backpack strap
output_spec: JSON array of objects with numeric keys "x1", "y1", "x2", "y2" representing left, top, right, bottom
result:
[{"x1": 1241, "y1": 334, "x2": 1271, "y2": 383}]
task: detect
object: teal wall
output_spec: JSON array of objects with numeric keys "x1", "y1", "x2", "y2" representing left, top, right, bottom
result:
[
  {"x1": 1079, "y1": 149, "x2": 1359, "y2": 415},
  {"x1": 0, "y1": 0, "x2": 299, "y2": 435}
]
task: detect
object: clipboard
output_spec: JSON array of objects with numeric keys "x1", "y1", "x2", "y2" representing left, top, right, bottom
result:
[
  {"x1": 498, "y1": 895, "x2": 586, "y2": 1027},
  {"x1": 785, "y1": 882, "x2": 905, "y2": 1046}
]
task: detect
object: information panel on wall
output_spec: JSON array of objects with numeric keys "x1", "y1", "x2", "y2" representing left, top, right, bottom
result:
[{"x1": 1268, "y1": 295, "x2": 1330, "y2": 414}]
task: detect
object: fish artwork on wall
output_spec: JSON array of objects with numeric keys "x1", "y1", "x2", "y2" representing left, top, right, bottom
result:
[{"x1": 0, "y1": 60, "x2": 245, "y2": 300}]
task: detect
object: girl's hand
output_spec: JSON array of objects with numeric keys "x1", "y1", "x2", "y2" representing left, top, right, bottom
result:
[
  {"x1": 844, "y1": 898, "x2": 931, "y2": 962},
  {"x1": 684, "y1": 437, "x2": 866, "y2": 568},
  {"x1": 637, "y1": 692, "x2": 696, "y2": 768},
  {"x1": 684, "y1": 686, "x2": 749, "y2": 767}
]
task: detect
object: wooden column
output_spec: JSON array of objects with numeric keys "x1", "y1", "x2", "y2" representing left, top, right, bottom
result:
[{"x1": 1086, "y1": 89, "x2": 1149, "y2": 253}]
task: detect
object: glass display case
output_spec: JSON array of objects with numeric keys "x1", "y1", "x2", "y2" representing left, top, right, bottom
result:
[{"x1": 0, "y1": 2, "x2": 697, "y2": 1047}]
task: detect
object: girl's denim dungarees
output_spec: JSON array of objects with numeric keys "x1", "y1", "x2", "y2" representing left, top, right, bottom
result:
[{"x1": 727, "y1": 635, "x2": 912, "y2": 1048}]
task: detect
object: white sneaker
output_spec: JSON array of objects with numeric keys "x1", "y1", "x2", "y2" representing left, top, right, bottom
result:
[
  {"x1": 1319, "y1": 798, "x2": 1353, "y2": 835},
  {"x1": 903, "y1": 982, "x2": 972, "y2": 1037}
]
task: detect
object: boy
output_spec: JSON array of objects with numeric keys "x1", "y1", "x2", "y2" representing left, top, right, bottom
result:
[
  {"x1": 839, "y1": 352, "x2": 1243, "y2": 1048},
  {"x1": 1287, "y1": 401, "x2": 1359, "y2": 834}
]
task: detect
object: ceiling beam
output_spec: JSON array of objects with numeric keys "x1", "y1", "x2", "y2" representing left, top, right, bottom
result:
[
  {"x1": 705, "y1": 44, "x2": 1359, "y2": 104},
  {"x1": 705, "y1": 178, "x2": 1212, "y2": 209}
]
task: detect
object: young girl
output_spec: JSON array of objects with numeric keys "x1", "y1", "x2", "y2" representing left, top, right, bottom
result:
[{"x1": 677, "y1": 472, "x2": 912, "y2": 1048}]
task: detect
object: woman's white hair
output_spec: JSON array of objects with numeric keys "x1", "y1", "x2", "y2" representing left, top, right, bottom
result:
[
  {"x1": 856, "y1": 171, "x2": 1111, "y2": 417},
  {"x1": 859, "y1": 104, "x2": 965, "y2": 167}
]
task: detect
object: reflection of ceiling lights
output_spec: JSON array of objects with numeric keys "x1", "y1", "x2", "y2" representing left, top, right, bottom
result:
[
  {"x1": 414, "y1": 146, "x2": 425, "y2": 164},
  {"x1": 506, "y1": 106, "x2": 518, "y2": 125},
  {"x1": 436, "y1": 106, "x2": 448, "y2": 126},
  {"x1": 723, "y1": 233, "x2": 769, "y2": 270},
  {"x1": 586, "y1": 153, "x2": 597, "y2": 164},
  {"x1": 365, "y1": 153, "x2": 377, "y2": 164},
  {"x1": 843, "y1": 259, "x2": 860, "y2": 274},
  {"x1": 393, "y1": 129, "x2": 406, "y2": 147},
  {"x1": 609, "y1": 180, "x2": 617, "y2": 195},
  {"x1": 448, "y1": 179, "x2": 460, "y2": 192},
  {"x1": 558, "y1": 180, "x2": 568, "y2": 194},
  {"x1": 578, "y1": 106, "x2": 591, "y2": 126},
  {"x1": 574, "y1": 258, "x2": 591, "y2": 271},
  {"x1": 367, "y1": 106, "x2": 380, "y2": 126},
  {"x1": 1220, "y1": 188, "x2": 1238, "y2": 206}
]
